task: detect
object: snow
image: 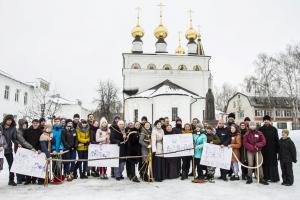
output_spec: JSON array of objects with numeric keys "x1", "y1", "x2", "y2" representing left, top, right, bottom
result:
[
  {"x1": 1, "y1": 132, "x2": 300, "y2": 200},
  {"x1": 133, "y1": 85, "x2": 198, "y2": 98}
]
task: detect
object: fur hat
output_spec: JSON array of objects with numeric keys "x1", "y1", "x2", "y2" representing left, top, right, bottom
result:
[
  {"x1": 263, "y1": 115, "x2": 271, "y2": 121},
  {"x1": 228, "y1": 113, "x2": 236, "y2": 119}
]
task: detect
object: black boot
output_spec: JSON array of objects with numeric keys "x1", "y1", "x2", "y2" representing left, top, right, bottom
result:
[
  {"x1": 260, "y1": 179, "x2": 269, "y2": 185},
  {"x1": 132, "y1": 176, "x2": 140, "y2": 183},
  {"x1": 8, "y1": 180, "x2": 17, "y2": 186},
  {"x1": 246, "y1": 176, "x2": 253, "y2": 184}
]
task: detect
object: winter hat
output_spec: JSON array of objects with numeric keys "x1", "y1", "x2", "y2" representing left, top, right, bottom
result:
[
  {"x1": 263, "y1": 115, "x2": 271, "y2": 121},
  {"x1": 65, "y1": 119, "x2": 73, "y2": 125},
  {"x1": 244, "y1": 117, "x2": 251, "y2": 122},
  {"x1": 228, "y1": 113, "x2": 236, "y2": 119},
  {"x1": 240, "y1": 122, "x2": 246, "y2": 126},
  {"x1": 141, "y1": 116, "x2": 148, "y2": 122},
  {"x1": 100, "y1": 117, "x2": 108, "y2": 127},
  {"x1": 73, "y1": 114, "x2": 80, "y2": 119}
]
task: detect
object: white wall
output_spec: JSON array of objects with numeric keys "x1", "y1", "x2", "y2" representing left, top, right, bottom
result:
[
  {"x1": 0, "y1": 74, "x2": 34, "y2": 121},
  {"x1": 55, "y1": 104, "x2": 90, "y2": 120}
]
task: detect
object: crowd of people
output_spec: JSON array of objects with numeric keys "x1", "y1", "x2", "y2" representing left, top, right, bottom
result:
[{"x1": 0, "y1": 112, "x2": 297, "y2": 187}]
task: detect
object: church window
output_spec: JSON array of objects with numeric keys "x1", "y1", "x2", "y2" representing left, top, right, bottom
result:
[
  {"x1": 15, "y1": 89, "x2": 20, "y2": 102},
  {"x1": 193, "y1": 65, "x2": 202, "y2": 71},
  {"x1": 24, "y1": 92, "x2": 28, "y2": 105},
  {"x1": 178, "y1": 65, "x2": 187, "y2": 71},
  {"x1": 163, "y1": 64, "x2": 172, "y2": 70},
  {"x1": 131, "y1": 63, "x2": 141, "y2": 69},
  {"x1": 172, "y1": 107, "x2": 178, "y2": 121},
  {"x1": 147, "y1": 64, "x2": 156, "y2": 70},
  {"x1": 134, "y1": 109, "x2": 138, "y2": 122},
  {"x1": 4, "y1": 85, "x2": 10, "y2": 100}
]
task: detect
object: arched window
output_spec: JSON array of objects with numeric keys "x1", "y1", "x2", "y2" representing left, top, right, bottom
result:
[
  {"x1": 147, "y1": 63, "x2": 156, "y2": 70},
  {"x1": 163, "y1": 64, "x2": 172, "y2": 70},
  {"x1": 178, "y1": 64, "x2": 187, "y2": 71},
  {"x1": 193, "y1": 65, "x2": 202, "y2": 71},
  {"x1": 131, "y1": 63, "x2": 141, "y2": 69}
]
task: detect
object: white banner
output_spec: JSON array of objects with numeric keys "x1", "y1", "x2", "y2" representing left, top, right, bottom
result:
[
  {"x1": 88, "y1": 144, "x2": 119, "y2": 167},
  {"x1": 163, "y1": 134, "x2": 194, "y2": 157},
  {"x1": 11, "y1": 148, "x2": 47, "y2": 178},
  {"x1": 200, "y1": 143, "x2": 232, "y2": 170}
]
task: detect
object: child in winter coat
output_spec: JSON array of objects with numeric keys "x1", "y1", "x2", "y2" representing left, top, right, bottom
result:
[
  {"x1": 39, "y1": 124, "x2": 52, "y2": 159},
  {"x1": 205, "y1": 125, "x2": 220, "y2": 183},
  {"x1": 0, "y1": 127, "x2": 8, "y2": 171},
  {"x1": 228, "y1": 125, "x2": 241, "y2": 181},
  {"x1": 279, "y1": 129, "x2": 297, "y2": 186},
  {"x1": 193, "y1": 124, "x2": 207, "y2": 181},
  {"x1": 96, "y1": 117, "x2": 110, "y2": 179}
]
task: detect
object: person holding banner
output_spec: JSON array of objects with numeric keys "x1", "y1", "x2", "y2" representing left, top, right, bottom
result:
[
  {"x1": 95, "y1": 117, "x2": 110, "y2": 179},
  {"x1": 23, "y1": 119, "x2": 43, "y2": 185},
  {"x1": 243, "y1": 121, "x2": 268, "y2": 185},
  {"x1": 152, "y1": 120, "x2": 166, "y2": 182},
  {"x1": 216, "y1": 119, "x2": 231, "y2": 181},
  {"x1": 181, "y1": 123, "x2": 193, "y2": 180},
  {"x1": 139, "y1": 122, "x2": 152, "y2": 181},
  {"x1": 228, "y1": 125, "x2": 241, "y2": 181},
  {"x1": 110, "y1": 120, "x2": 126, "y2": 181},
  {"x1": 205, "y1": 125, "x2": 220, "y2": 183},
  {"x1": 193, "y1": 124, "x2": 207, "y2": 181},
  {"x1": 164, "y1": 124, "x2": 180, "y2": 179},
  {"x1": 62, "y1": 119, "x2": 78, "y2": 181}
]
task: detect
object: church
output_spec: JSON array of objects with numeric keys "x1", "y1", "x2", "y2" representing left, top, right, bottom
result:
[{"x1": 122, "y1": 5, "x2": 213, "y2": 124}]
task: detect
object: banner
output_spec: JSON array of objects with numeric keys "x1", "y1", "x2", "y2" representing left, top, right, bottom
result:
[
  {"x1": 11, "y1": 148, "x2": 47, "y2": 178},
  {"x1": 200, "y1": 143, "x2": 232, "y2": 170},
  {"x1": 163, "y1": 134, "x2": 194, "y2": 157},
  {"x1": 88, "y1": 144, "x2": 119, "y2": 167}
]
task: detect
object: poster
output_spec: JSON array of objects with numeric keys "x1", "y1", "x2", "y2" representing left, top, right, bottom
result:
[
  {"x1": 163, "y1": 134, "x2": 194, "y2": 157},
  {"x1": 88, "y1": 144, "x2": 120, "y2": 167}
]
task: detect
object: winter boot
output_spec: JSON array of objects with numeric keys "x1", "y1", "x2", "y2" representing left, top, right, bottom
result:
[
  {"x1": 260, "y1": 179, "x2": 269, "y2": 185},
  {"x1": 246, "y1": 176, "x2": 253, "y2": 184},
  {"x1": 132, "y1": 176, "x2": 140, "y2": 183}
]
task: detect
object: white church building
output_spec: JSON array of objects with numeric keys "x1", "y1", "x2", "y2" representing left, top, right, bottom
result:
[{"x1": 123, "y1": 6, "x2": 213, "y2": 124}]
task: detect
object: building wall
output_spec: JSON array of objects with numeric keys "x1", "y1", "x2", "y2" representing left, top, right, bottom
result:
[
  {"x1": 0, "y1": 74, "x2": 34, "y2": 121},
  {"x1": 226, "y1": 93, "x2": 255, "y2": 123},
  {"x1": 55, "y1": 104, "x2": 90, "y2": 120},
  {"x1": 124, "y1": 95, "x2": 205, "y2": 124}
]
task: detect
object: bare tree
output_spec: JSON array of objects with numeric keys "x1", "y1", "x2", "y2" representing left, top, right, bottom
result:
[
  {"x1": 94, "y1": 80, "x2": 122, "y2": 122},
  {"x1": 214, "y1": 83, "x2": 237, "y2": 112},
  {"x1": 21, "y1": 88, "x2": 61, "y2": 123}
]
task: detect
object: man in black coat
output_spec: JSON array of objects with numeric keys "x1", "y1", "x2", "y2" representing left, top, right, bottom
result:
[
  {"x1": 23, "y1": 119, "x2": 43, "y2": 185},
  {"x1": 216, "y1": 119, "x2": 231, "y2": 181},
  {"x1": 1, "y1": 115, "x2": 17, "y2": 186},
  {"x1": 259, "y1": 115, "x2": 280, "y2": 182}
]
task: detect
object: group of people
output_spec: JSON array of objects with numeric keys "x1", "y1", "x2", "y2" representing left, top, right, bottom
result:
[{"x1": 0, "y1": 112, "x2": 297, "y2": 187}]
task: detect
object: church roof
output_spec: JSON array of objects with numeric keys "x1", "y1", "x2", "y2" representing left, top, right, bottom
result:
[{"x1": 127, "y1": 79, "x2": 199, "y2": 99}]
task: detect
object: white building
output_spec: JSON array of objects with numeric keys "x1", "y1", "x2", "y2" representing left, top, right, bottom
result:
[
  {"x1": 0, "y1": 69, "x2": 89, "y2": 122},
  {"x1": 123, "y1": 7, "x2": 212, "y2": 124}
]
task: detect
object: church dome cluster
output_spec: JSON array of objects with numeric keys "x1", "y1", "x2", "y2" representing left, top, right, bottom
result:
[{"x1": 130, "y1": 4, "x2": 205, "y2": 56}]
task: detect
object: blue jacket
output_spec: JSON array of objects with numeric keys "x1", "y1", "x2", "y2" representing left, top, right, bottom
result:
[
  {"x1": 51, "y1": 125, "x2": 64, "y2": 152},
  {"x1": 193, "y1": 131, "x2": 207, "y2": 159}
]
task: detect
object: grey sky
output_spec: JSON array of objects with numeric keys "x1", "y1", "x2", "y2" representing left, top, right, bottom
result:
[{"x1": 0, "y1": 0, "x2": 299, "y2": 109}]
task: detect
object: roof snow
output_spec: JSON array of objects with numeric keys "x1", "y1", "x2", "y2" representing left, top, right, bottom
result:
[{"x1": 128, "y1": 79, "x2": 199, "y2": 99}]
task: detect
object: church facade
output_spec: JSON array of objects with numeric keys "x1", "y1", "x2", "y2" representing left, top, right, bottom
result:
[{"x1": 122, "y1": 6, "x2": 213, "y2": 124}]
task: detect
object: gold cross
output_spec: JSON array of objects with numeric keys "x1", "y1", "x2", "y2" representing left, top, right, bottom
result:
[
  {"x1": 135, "y1": 7, "x2": 141, "y2": 25},
  {"x1": 157, "y1": 1, "x2": 166, "y2": 24}
]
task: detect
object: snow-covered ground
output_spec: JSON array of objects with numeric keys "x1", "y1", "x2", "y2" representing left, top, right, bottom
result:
[{"x1": 1, "y1": 131, "x2": 299, "y2": 200}]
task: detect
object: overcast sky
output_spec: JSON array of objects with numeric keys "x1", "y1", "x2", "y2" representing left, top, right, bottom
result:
[{"x1": 0, "y1": 0, "x2": 299, "y2": 109}]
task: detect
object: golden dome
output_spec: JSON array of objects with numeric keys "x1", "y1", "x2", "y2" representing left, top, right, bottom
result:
[
  {"x1": 154, "y1": 24, "x2": 168, "y2": 39},
  {"x1": 185, "y1": 26, "x2": 198, "y2": 40},
  {"x1": 131, "y1": 25, "x2": 144, "y2": 38},
  {"x1": 175, "y1": 45, "x2": 185, "y2": 54}
]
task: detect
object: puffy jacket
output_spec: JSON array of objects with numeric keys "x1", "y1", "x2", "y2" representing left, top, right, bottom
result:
[
  {"x1": 51, "y1": 125, "x2": 64, "y2": 152},
  {"x1": 206, "y1": 133, "x2": 221, "y2": 145},
  {"x1": 243, "y1": 130, "x2": 266, "y2": 153},
  {"x1": 1, "y1": 123, "x2": 17, "y2": 154},
  {"x1": 76, "y1": 124, "x2": 90, "y2": 151},
  {"x1": 279, "y1": 137, "x2": 297, "y2": 163},
  {"x1": 193, "y1": 132, "x2": 207, "y2": 159},
  {"x1": 230, "y1": 132, "x2": 242, "y2": 162},
  {"x1": 62, "y1": 127, "x2": 78, "y2": 150},
  {"x1": 23, "y1": 126, "x2": 43, "y2": 150}
]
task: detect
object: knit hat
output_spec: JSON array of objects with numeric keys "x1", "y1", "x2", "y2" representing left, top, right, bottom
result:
[
  {"x1": 195, "y1": 123, "x2": 203, "y2": 129},
  {"x1": 228, "y1": 113, "x2": 236, "y2": 119},
  {"x1": 263, "y1": 115, "x2": 271, "y2": 121},
  {"x1": 65, "y1": 119, "x2": 73, "y2": 125},
  {"x1": 240, "y1": 122, "x2": 246, "y2": 126}
]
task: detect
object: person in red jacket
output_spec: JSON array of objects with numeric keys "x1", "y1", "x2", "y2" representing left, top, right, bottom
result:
[{"x1": 243, "y1": 121, "x2": 268, "y2": 185}]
